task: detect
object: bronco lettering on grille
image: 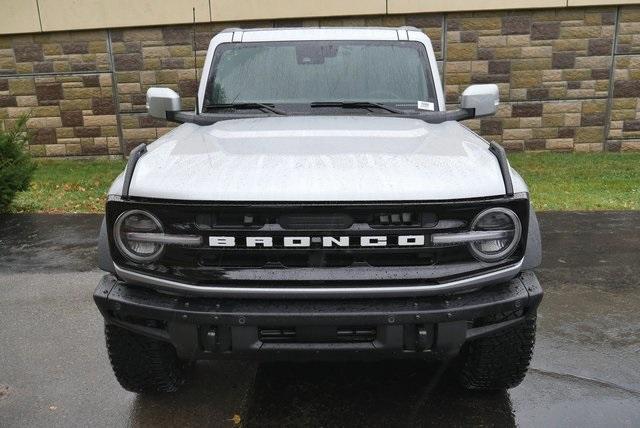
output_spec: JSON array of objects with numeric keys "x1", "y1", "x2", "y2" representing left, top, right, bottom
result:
[{"x1": 208, "y1": 235, "x2": 426, "y2": 247}]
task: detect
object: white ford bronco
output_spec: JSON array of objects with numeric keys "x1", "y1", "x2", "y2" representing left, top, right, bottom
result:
[{"x1": 94, "y1": 27, "x2": 543, "y2": 393}]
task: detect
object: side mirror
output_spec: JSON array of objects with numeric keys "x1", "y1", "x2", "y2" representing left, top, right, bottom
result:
[
  {"x1": 147, "y1": 87, "x2": 181, "y2": 120},
  {"x1": 460, "y1": 84, "x2": 499, "y2": 118}
]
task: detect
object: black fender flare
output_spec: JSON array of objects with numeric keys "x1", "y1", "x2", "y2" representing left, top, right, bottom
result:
[
  {"x1": 522, "y1": 204, "x2": 542, "y2": 270},
  {"x1": 98, "y1": 216, "x2": 115, "y2": 273}
]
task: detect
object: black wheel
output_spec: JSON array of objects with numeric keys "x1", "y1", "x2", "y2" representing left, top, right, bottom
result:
[
  {"x1": 105, "y1": 324, "x2": 185, "y2": 393},
  {"x1": 458, "y1": 314, "x2": 536, "y2": 391}
]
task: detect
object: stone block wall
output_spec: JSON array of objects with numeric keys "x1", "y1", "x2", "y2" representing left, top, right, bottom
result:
[
  {"x1": 0, "y1": 73, "x2": 119, "y2": 156},
  {"x1": 444, "y1": 8, "x2": 614, "y2": 152},
  {"x1": 0, "y1": 5, "x2": 639, "y2": 156}
]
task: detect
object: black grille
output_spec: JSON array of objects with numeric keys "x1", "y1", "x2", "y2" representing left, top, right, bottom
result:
[{"x1": 107, "y1": 197, "x2": 529, "y2": 287}]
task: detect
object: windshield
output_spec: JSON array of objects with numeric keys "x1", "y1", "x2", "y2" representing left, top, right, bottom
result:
[{"x1": 204, "y1": 40, "x2": 438, "y2": 111}]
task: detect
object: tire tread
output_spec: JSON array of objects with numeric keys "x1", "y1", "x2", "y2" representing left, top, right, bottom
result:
[
  {"x1": 459, "y1": 316, "x2": 536, "y2": 390},
  {"x1": 105, "y1": 324, "x2": 184, "y2": 393}
]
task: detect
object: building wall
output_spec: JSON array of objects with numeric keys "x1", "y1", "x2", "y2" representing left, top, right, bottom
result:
[
  {"x1": 1, "y1": 5, "x2": 639, "y2": 156},
  {"x1": 4, "y1": 0, "x2": 639, "y2": 33}
]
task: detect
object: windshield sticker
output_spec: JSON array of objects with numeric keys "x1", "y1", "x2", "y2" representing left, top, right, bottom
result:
[{"x1": 417, "y1": 101, "x2": 435, "y2": 111}]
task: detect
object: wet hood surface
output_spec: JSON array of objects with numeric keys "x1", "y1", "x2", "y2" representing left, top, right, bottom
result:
[{"x1": 123, "y1": 116, "x2": 509, "y2": 201}]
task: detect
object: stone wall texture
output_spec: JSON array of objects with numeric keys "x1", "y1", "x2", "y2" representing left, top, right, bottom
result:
[{"x1": 1, "y1": 5, "x2": 639, "y2": 156}]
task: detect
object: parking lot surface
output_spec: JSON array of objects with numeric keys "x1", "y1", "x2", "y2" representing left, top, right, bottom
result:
[{"x1": 1, "y1": 212, "x2": 639, "y2": 427}]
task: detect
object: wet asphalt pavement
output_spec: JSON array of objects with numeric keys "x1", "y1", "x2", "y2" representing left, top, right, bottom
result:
[{"x1": 0, "y1": 212, "x2": 639, "y2": 427}]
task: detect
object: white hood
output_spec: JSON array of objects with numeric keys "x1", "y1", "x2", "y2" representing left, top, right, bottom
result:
[{"x1": 112, "y1": 116, "x2": 524, "y2": 201}]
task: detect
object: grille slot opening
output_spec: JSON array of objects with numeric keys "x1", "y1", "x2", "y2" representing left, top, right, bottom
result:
[
  {"x1": 335, "y1": 327, "x2": 377, "y2": 342},
  {"x1": 258, "y1": 327, "x2": 377, "y2": 343},
  {"x1": 198, "y1": 250, "x2": 465, "y2": 269},
  {"x1": 364, "y1": 252, "x2": 435, "y2": 267},
  {"x1": 196, "y1": 213, "x2": 265, "y2": 229},
  {"x1": 279, "y1": 213, "x2": 353, "y2": 229},
  {"x1": 259, "y1": 328, "x2": 297, "y2": 343}
]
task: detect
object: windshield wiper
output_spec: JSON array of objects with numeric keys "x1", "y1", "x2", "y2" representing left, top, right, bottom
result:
[
  {"x1": 310, "y1": 101, "x2": 406, "y2": 114},
  {"x1": 203, "y1": 103, "x2": 287, "y2": 115}
]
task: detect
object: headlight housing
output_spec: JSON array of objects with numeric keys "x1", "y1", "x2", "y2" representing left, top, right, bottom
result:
[
  {"x1": 113, "y1": 210, "x2": 164, "y2": 263},
  {"x1": 468, "y1": 207, "x2": 522, "y2": 262}
]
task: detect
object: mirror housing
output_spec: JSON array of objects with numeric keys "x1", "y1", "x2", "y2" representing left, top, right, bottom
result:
[
  {"x1": 147, "y1": 87, "x2": 181, "y2": 120},
  {"x1": 460, "y1": 84, "x2": 499, "y2": 118}
]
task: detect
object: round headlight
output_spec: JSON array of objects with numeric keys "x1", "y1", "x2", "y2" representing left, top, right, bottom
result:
[
  {"x1": 468, "y1": 207, "x2": 522, "y2": 262},
  {"x1": 113, "y1": 210, "x2": 164, "y2": 263}
]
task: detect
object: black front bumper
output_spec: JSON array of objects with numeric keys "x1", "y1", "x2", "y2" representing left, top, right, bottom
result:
[{"x1": 94, "y1": 272, "x2": 542, "y2": 361}]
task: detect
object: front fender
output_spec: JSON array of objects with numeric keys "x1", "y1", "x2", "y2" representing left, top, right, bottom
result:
[{"x1": 98, "y1": 216, "x2": 115, "y2": 273}]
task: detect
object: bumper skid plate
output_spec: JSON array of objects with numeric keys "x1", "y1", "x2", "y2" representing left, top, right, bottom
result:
[{"x1": 94, "y1": 272, "x2": 542, "y2": 361}]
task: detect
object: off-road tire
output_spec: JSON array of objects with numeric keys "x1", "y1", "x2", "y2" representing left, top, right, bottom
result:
[
  {"x1": 105, "y1": 324, "x2": 185, "y2": 393},
  {"x1": 458, "y1": 315, "x2": 536, "y2": 390}
]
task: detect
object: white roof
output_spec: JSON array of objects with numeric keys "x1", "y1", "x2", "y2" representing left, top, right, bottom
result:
[{"x1": 220, "y1": 27, "x2": 429, "y2": 42}]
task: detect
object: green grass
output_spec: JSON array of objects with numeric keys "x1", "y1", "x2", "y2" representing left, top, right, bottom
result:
[
  {"x1": 11, "y1": 159, "x2": 126, "y2": 213},
  {"x1": 508, "y1": 153, "x2": 640, "y2": 211},
  {"x1": 7, "y1": 153, "x2": 640, "y2": 213}
]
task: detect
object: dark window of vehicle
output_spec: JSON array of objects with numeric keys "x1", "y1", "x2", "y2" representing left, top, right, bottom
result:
[{"x1": 204, "y1": 40, "x2": 438, "y2": 110}]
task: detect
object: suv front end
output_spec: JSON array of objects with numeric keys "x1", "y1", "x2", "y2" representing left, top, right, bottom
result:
[{"x1": 94, "y1": 27, "x2": 542, "y2": 393}]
